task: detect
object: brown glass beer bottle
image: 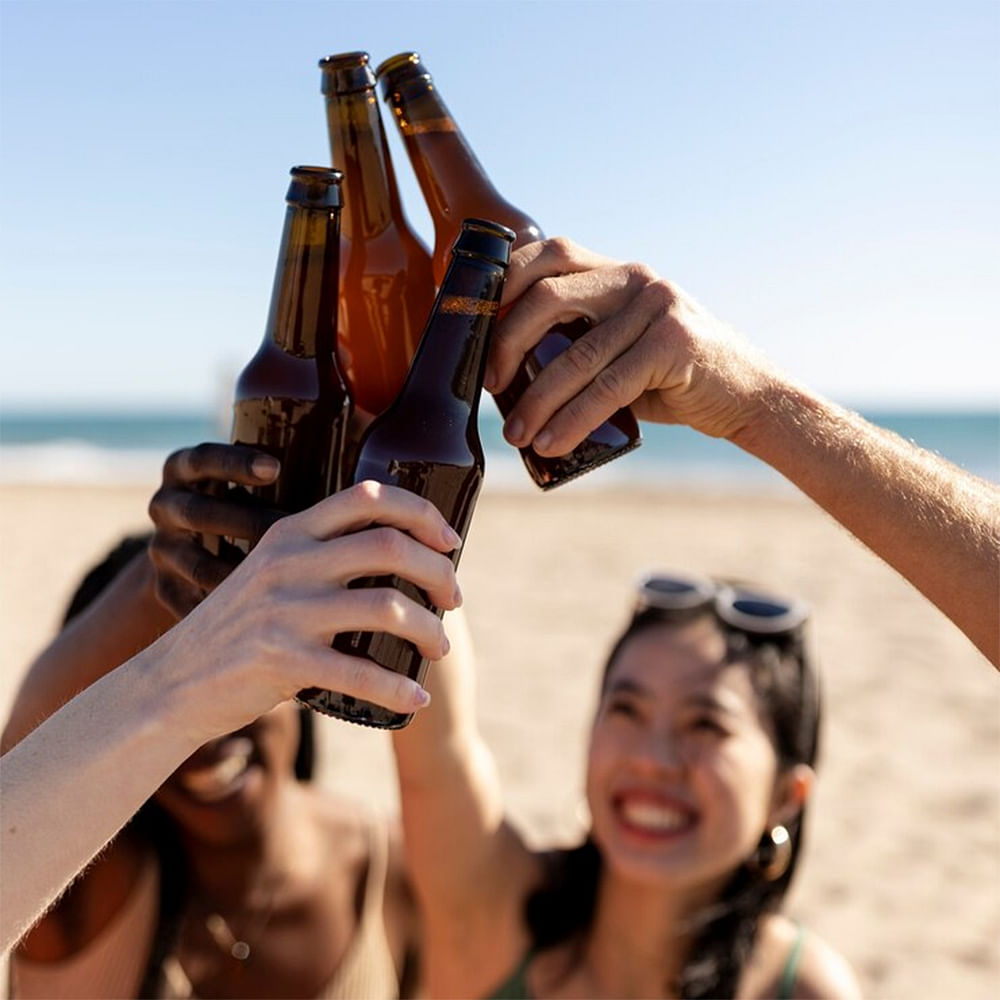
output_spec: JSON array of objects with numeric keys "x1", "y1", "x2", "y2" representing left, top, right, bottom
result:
[
  {"x1": 298, "y1": 218, "x2": 515, "y2": 728},
  {"x1": 375, "y1": 52, "x2": 641, "y2": 490},
  {"x1": 230, "y1": 167, "x2": 351, "y2": 531},
  {"x1": 320, "y1": 51, "x2": 436, "y2": 424}
]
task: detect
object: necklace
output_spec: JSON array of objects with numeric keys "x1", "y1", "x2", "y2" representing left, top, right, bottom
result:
[
  {"x1": 204, "y1": 912, "x2": 257, "y2": 962},
  {"x1": 200, "y1": 883, "x2": 281, "y2": 964}
]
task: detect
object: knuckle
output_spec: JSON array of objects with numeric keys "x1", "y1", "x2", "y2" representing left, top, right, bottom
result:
[
  {"x1": 563, "y1": 335, "x2": 603, "y2": 377},
  {"x1": 187, "y1": 443, "x2": 214, "y2": 477},
  {"x1": 373, "y1": 526, "x2": 405, "y2": 561},
  {"x1": 258, "y1": 517, "x2": 290, "y2": 552},
  {"x1": 147, "y1": 489, "x2": 167, "y2": 525},
  {"x1": 642, "y1": 278, "x2": 677, "y2": 320},
  {"x1": 591, "y1": 364, "x2": 627, "y2": 405},
  {"x1": 546, "y1": 236, "x2": 575, "y2": 268},
  {"x1": 177, "y1": 491, "x2": 204, "y2": 532},
  {"x1": 189, "y1": 555, "x2": 218, "y2": 591},
  {"x1": 343, "y1": 655, "x2": 372, "y2": 697},
  {"x1": 353, "y1": 479, "x2": 383, "y2": 509},
  {"x1": 532, "y1": 275, "x2": 563, "y2": 309},
  {"x1": 625, "y1": 261, "x2": 659, "y2": 291},
  {"x1": 375, "y1": 589, "x2": 405, "y2": 623},
  {"x1": 252, "y1": 509, "x2": 283, "y2": 543},
  {"x1": 162, "y1": 448, "x2": 186, "y2": 476},
  {"x1": 147, "y1": 533, "x2": 169, "y2": 565}
]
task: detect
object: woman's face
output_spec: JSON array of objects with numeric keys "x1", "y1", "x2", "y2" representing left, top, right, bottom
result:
[
  {"x1": 153, "y1": 701, "x2": 301, "y2": 845},
  {"x1": 586, "y1": 618, "x2": 791, "y2": 897}
]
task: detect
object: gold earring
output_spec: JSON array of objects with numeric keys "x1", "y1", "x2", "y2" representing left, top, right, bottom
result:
[{"x1": 748, "y1": 825, "x2": 791, "y2": 881}]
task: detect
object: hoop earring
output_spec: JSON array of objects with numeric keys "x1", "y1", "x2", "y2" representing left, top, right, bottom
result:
[{"x1": 748, "y1": 825, "x2": 791, "y2": 881}]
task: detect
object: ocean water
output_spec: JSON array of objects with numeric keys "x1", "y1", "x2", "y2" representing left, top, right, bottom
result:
[{"x1": 0, "y1": 405, "x2": 997, "y2": 492}]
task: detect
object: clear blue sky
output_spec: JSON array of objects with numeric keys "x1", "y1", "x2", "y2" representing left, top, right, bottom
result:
[{"x1": 1, "y1": 0, "x2": 997, "y2": 412}]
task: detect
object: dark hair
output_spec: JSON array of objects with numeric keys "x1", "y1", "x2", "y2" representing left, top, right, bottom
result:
[
  {"x1": 60, "y1": 534, "x2": 317, "y2": 998},
  {"x1": 524, "y1": 605, "x2": 822, "y2": 999}
]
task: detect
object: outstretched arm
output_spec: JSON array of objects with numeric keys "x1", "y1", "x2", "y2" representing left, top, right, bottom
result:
[
  {"x1": 1, "y1": 482, "x2": 460, "y2": 952},
  {"x1": 489, "y1": 239, "x2": 999, "y2": 666},
  {"x1": 390, "y1": 609, "x2": 542, "y2": 997}
]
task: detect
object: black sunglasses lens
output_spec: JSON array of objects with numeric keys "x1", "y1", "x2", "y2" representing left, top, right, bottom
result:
[
  {"x1": 731, "y1": 597, "x2": 791, "y2": 619},
  {"x1": 646, "y1": 579, "x2": 699, "y2": 596}
]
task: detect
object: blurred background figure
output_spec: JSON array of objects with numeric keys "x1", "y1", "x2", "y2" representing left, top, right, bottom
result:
[
  {"x1": 2, "y1": 467, "x2": 467, "y2": 999},
  {"x1": 390, "y1": 573, "x2": 861, "y2": 998}
]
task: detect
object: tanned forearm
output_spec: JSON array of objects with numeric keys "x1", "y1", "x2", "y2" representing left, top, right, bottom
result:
[{"x1": 733, "y1": 378, "x2": 1000, "y2": 666}]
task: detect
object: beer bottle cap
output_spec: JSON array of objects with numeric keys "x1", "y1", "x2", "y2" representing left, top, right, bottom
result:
[
  {"x1": 453, "y1": 219, "x2": 516, "y2": 267},
  {"x1": 287, "y1": 167, "x2": 343, "y2": 209},
  {"x1": 319, "y1": 51, "x2": 377, "y2": 96}
]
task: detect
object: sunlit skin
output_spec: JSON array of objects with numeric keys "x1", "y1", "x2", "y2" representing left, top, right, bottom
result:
[
  {"x1": 154, "y1": 702, "x2": 301, "y2": 847},
  {"x1": 586, "y1": 618, "x2": 808, "y2": 905}
]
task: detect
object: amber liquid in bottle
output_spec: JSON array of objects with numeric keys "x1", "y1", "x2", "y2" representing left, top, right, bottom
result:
[
  {"x1": 376, "y1": 52, "x2": 641, "y2": 490},
  {"x1": 230, "y1": 167, "x2": 351, "y2": 536},
  {"x1": 298, "y1": 219, "x2": 515, "y2": 729},
  {"x1": 320, "y1": 51, "x2": 436, "y2": 434}
]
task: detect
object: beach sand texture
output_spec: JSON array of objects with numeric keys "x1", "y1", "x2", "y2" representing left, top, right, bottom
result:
[{"x1": 1, "y1": 482, "x2": 997, "y2": 999}]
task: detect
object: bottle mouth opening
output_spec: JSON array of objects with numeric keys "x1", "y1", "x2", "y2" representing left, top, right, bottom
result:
[
  {"x1": 374, "y1": 51, "x2": 422, "y2": 79},
  {"x1": 319, "y1": 51, "x2": 376, "y2": 94},
  {"x1": 462, "y1": 218, "x2": 517, "y2": 242},
  {"x1": 287, "y1": 166, "x2": 343, "y2": 208},
  {"x1": 319, "y1": 51, "x2": 369, "y2": 69}
]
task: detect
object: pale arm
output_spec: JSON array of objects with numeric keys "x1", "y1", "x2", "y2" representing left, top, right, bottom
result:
[
  {"x1": 1, "y1": 551, "x2": 175, "y2": 754},
  {"x1": 1, "y1": 639, "x2": 216, "y2": 952}
]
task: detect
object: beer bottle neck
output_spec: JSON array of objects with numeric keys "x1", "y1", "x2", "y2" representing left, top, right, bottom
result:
[
  {"x1": 396, "y1": 253, "x2": 505, "y2": 419},
  {"x1": 382, "y1": 77, "x2": 542, "y2": 280},
  {"x1": 265, "y1": 205, "x2": 339, "y2": 359},
  {"x1": 325, "y1": 89, "x2": 408, "y2": 240}
]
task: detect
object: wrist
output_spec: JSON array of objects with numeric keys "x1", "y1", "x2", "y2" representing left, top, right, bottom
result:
[
  {"x1": 726, "y1": 369, "x2": 826, "y2": 459},
  {"x1": 125, "y1": 626, "x2": 226, "y2": 753}
]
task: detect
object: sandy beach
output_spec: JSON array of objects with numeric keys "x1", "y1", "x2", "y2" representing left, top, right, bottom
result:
[{"x1": 1, "y1": 480, "x2": 997, "y2": 999}]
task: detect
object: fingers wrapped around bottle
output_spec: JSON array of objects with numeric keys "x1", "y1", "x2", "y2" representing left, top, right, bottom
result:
[
  {"x1": 148, "y1": 443, "x2": 284, "y2": 618},
  {"x1": 172, "y1": 482, "x2": 461, "y2": 726},
  {"x1": 487, "y1": 237, "x2": 680, "y2": 456}
]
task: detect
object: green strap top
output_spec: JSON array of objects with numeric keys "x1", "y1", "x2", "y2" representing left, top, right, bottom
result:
[
  {"x1": 485, "y1": 925, "x2": 806, "y2": 1000},
  {"x1": 777, "y1": 923, "x2": 807, "y2": 1000},
  {"x1": 485, "y1": 949, "x2": 536, "y2": 1000}
]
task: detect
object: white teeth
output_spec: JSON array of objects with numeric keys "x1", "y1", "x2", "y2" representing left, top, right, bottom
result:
[
  {"x1": 178, "y1": 739, "x2": 253, "y2": 802},
  {"x1": 620, "y1": 800, "x2": 691, "y2": 833}
]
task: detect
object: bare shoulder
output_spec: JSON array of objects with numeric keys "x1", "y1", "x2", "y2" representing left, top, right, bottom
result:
[
  {"x1": 14, "y1": 827, "x2": 152, "y2": 961},
  {"x1": 747, "y1": 915, "x2": 862, "y2": 1000}
]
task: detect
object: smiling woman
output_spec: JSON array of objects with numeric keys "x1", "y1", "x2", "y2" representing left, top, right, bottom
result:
[
  {"x1": 391, "y1": 572, "x2": 861, "y2": 999},
  {"x1": 1, "y1": 469, "x2": 465, "y2": 999}
]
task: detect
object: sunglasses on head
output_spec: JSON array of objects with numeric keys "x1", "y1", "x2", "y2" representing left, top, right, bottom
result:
[{"x1": 633, "y1": 571, "x2": 809, "y2": 641}]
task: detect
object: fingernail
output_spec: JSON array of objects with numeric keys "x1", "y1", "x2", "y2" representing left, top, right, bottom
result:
[
  {"x1": 453, "y1": 582, "x2": 464, "y2": 607},
  {"x1": 442, "y1": 635, "x2": 452, "y2": 655},
  {"x1": 443, "y1": 525, "x2": 463, "y2": 550},
  {"x1": 533, "y1": 429, "x2": 552, "y2": 453},
  {"x1": 414, "y1": 686, "x2": 432, "y2": 708},
  {"x1": 504, "y1": 416, "x2": 525, "y2": 445},
  {"x1": 483, "y1": 366, "x2": 498, "y2": 393},
  {"x1": 252, "y1": 455, "x2": 280, "y2": 480}
]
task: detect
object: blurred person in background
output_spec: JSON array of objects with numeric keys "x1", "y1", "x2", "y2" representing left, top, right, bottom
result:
[
  {"x1": 1, "y1": 486, "x2": 449, "y2": 956},
  {"x1": 2, "y1": 468, "x2": 461, "y2": 999}
]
